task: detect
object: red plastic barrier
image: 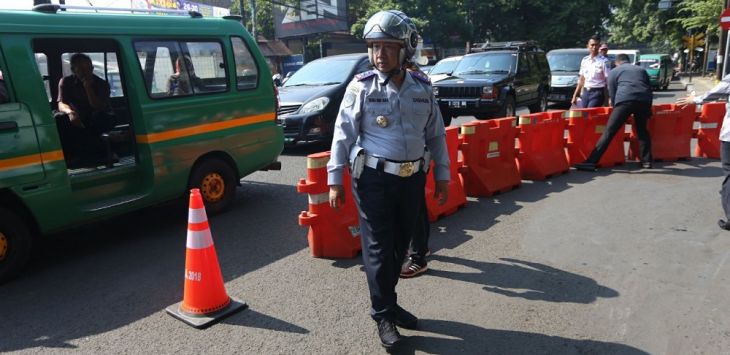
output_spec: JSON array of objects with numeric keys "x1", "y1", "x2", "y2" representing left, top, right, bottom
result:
[
  {"x1": 517, "y1": 112, "x2": 570, "y2": 180},
  {"x1": 564, "y1": 107, "x2": 625, "y2": 167},
  {"x1": 297, "y1": 152, "x2": 361, "y2": 258},
  {"x1": 695, "y1": 102, "x2": 724, "y2": 159},
  {"x1": 425, "y1": 126, "x2": 467, "y2": 221},
  {"x1": 458, "y1": 117, "x2": 521, "y2": 197},
  {"x1": 628, "y1": 103, "x2": 695, "y2": 161}
]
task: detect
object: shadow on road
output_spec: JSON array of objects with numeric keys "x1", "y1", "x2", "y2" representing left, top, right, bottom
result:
[
  {"x1": 281, "y1": 141, "x2": 330, "y2": 157},
  {"x1": 391, "y1": 319, "x2": 648, "y2": 355},
  {"x1": 224, "y1": 309, "x2": 309, "y2": 334},
  {"x1": 0, "y1": 180, "x2": 308, "y2": 352},
  {"x1": 429, "y1": 255, "x2": 618, "y2": 304}
]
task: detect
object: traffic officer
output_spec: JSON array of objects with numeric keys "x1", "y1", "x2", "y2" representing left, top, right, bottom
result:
[
  {"x1": 571, "y1": 35, "x2": 611, "y2": 108},
  {"x1": 678, "y1": 74, "x2": 730, "y2": 231},
  {"x1": 327, "y1": 10, "x2": 450, "y2": 348}
]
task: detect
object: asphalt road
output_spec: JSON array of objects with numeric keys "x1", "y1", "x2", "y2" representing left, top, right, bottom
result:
[{"x1": 2, "y1": 80, "x2": 729, "y2": 354}]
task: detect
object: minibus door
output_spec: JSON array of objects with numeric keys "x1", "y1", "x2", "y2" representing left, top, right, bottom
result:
[{"x1": 0, "y1": 49, "x2": 45, "y2": 186}]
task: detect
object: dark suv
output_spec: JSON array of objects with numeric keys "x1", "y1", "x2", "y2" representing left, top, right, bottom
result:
[{"x1": 432, "y1": 41, "x2": 550, "y2": 125}]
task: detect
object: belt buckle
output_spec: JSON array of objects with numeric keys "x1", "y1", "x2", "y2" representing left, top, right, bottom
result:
[{"x1": 398, "y1": 162, "x2": 415, "y2": 177}]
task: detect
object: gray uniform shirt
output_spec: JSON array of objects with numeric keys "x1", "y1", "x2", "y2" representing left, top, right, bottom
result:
[
  {"x1": 327, "y1": 70, "x2": 450, "y2": 185},
  {"x1": 607, "y1": 62, "x2": 653, "y2": 106}
]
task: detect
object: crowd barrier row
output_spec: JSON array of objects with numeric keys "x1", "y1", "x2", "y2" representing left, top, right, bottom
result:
[{"x1": 297, "y1": 102, "x2": 725, "y2": 258}]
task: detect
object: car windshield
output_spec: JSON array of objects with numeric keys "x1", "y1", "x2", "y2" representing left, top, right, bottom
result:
[
  {"x1": 547, "y1": 52, "x2": 585, "y2": 72},
  {"x1": 453, "y1": 53, "x2": 516, "y2": 75},
  {"x1": 639, "y1": 59, "x2": 659, "y2": 69},
  {"x1": 430, "y1": 58, "x2": 461, "y2": 75},
  {"x1": 283, "y1": 58, "x2": 358, "y2": 87}
]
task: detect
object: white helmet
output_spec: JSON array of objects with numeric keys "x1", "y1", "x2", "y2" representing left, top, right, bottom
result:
[{"x1": 363, "y1": 10, "x2": 418, "y2": 67}]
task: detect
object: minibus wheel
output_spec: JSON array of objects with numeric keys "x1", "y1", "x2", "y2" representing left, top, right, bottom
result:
[
  {"x1": 0, "y1": 207, "x2": 33, "y2": 284},
  {"x1": 188, "y1": 158, "x2": 237, "y2": 214}
]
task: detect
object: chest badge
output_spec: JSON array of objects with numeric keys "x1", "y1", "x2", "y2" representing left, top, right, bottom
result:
[{"x1": 376, "y1": 115, "x2": 389, "y2": 128}]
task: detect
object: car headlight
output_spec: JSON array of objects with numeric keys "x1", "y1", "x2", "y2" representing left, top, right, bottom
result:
[
  {"x1": 433, "y1": 86, "x2": 439, "y2": 96},
  {"x1": 482, "y1": 86, "x2": 494, "y2": 95},
  {"x1": 300, "y1": 97, "x2": 330, "y2": 114}
]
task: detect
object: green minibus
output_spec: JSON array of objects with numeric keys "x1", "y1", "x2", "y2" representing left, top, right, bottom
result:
[{"x1": 0, "y1": 5, "x2": 284, "y2": 283}]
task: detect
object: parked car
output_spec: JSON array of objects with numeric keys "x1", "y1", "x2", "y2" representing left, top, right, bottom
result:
[
  {"x1": 427, "y1": 55, "x2": 462, "y2": 83},
  {"x1": 432, "y1": 41, "x2": 550, "y2": 125},
  {"x1": 546, "y1": 48, "x2": 588, "y2": 105},
  {"x1": 639, "y1": 54, "x2": 672, "y2": 90},
  {"x1": 277, "y1": 53, "x2": 370, "y2": 144},
  {"x1": 607, "y1": 49, "x2": 641, "y2": 66}
]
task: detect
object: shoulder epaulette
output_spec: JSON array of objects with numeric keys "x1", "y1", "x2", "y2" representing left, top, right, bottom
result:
[
  {"x1": 355, "y1": 70, "x2": 377, "y2": 82},
  {"x1": 409, "y1": 70, "x2": 431, "y2": 84}
]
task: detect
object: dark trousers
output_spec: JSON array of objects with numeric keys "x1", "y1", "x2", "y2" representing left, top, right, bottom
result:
[
  {"x1": 55, "y1": 111, "x2": 116, "y2": 161},
  {"x1": 408, "y1": 198, "x2": 430, "y2": 259},
  {"x1": 586, "y1": 100, "x2": 652, "y2": 164},
  {"x1": 720, "y1": 141, "x2": 730, "y2": 221},
  {"x1": 580, "y1": 88, "x2": 605, "y2": 108},
  {"x1": 352, "y1": 166, "x2": 425, "y2": 321}
]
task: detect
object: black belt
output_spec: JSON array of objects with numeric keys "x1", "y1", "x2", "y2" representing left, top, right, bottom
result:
[{"x1": 584, "y1": 87, "x2": 605, "y2": 92}]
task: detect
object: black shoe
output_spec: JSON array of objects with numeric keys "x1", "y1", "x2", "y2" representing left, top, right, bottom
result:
[
  {"x1": 377, "y1": 319, "x2": 401, "y2": 348},
  {"x1": 400, "y1": 256, "x2": 428, "y2": 278},
  {"x1": 394, "y1": 305, "x2": 418, "y2": 330},
  {"x1": 718, "y1": 219, "x2": 730, "y2": 231},
  {"x1": 641, "y1": 161, "x2": 653, "y2": 169},
  {"x1": 574, "y1": 162, "x2": 597, "y2": 172}
]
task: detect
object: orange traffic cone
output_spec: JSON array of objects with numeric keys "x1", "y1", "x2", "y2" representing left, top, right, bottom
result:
[{"x1": 166, "y1": 189, "x2": 246, "y2": 328}]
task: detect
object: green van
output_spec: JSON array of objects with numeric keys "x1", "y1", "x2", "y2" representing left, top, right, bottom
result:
[
  {"x1": 0, "y1": 5, "x2": 284, "y2": 282},
  {"x1": 639, "y1": 54, "x2": 673, "y2": 90}
]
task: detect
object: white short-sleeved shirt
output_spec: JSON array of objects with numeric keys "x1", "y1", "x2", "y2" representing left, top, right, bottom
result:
[{"x1": 580, "y1": 55, "x2": 611, "y2": 89}]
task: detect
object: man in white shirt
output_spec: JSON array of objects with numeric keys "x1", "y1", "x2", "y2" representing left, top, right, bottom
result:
[{"x1": 571, "y1": 35, "x2": 611, "y2": 108}]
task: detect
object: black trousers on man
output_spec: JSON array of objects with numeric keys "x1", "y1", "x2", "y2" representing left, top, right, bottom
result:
[
  {"x1": 585, "y1": 100, "x2": 652, "y2": 164},
  {"x1": 407, "y1": 194, "x2": 430, "y2": 259},
  {"x1": 353, "y1": 166, "x2": 425, "y2": 321}
]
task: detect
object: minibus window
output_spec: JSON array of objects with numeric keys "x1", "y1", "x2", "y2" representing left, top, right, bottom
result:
[
  {"x1": 136, "y1": 40, "x2": 229, "y2": 98},
  {"x1": 183, "y1": 41, "x2": 228, "y2": 94},
  {"x1": 34, "y1": 53, "x2": 51, "y2": 102},
  {"x1": 231, "y1": 37, "x2": 258, "y2": 90}
]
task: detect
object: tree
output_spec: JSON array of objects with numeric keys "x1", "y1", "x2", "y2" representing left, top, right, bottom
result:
[
  {"x1": 481, "y1": 0, "x2": 614, "y2": 50},
  {"x1": 669, "y1": 0, "x2": 723, "y2": 33},
  {"x1": 230, "y1": 0, "x2": 275, "y2": 39}
]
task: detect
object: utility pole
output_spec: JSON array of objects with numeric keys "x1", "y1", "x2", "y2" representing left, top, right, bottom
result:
[
  {"x1": 239, "y1": 0, "x2": 245, "y2": 27},
  {"x1": 250, "y1": 0, "x2": 257, "y2": 39}
]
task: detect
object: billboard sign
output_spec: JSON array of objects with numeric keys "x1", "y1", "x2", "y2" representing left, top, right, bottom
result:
[
  {"x1": 131, "y1": 0, "x2": 230, "y2": 17},
  {"x1": 273, "y1": 0, "x2": 348, "y2": 39}
]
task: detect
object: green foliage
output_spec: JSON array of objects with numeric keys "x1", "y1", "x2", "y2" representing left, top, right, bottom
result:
[
  {"x1": 670, "y1": 0, "x2": 723, "y2": 32},
  {"x1": 609, "y1": 0, "x2": 723, "y2": 52},
  {"x1": 230, "y1": 0, "x2": 275, "y2": 39}
]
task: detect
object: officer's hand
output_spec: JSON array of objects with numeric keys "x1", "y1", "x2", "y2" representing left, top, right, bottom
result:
[
  {"x1": 676, "y1": 94, "x2": 694, "y2": 108},
  {"x1": 570, "y1": 96, "x2": 578, "y2": 105},
  {"x1": 68, "y1": 111, "x2": 84, "y2": 128},
  {"x1": 434, "y1": 180, "x2": 449, "y2": 206},
  {"x1": 329, "y1": 185, "x2": 345, "y2": 210}
]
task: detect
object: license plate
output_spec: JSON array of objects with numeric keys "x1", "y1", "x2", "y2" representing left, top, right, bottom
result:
[{"x1": 449, "y1": 101, "x2": 465, "y2": 108}]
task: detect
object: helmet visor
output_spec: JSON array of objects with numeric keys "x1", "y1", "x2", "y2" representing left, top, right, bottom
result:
[{"x1": 363, "y1": 11, "x2": 409, "y2": 41}]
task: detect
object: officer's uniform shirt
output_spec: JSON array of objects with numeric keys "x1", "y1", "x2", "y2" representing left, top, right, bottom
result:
[
  {"x1": 327, "y1": 69, "x2": 450, "y2": 185},
  {"x1": 693, "y1": 74, "x2": 730, "y2": 142},
  {"x1": 579, "y1": 55, "x2": 611, "y2": 89}
]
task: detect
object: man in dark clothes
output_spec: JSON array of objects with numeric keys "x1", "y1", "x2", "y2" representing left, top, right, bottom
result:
[
  {"x1": 57, "y1": 53, "x2": 114, "y2": 164},
  {"x1": 575, "y1": 53, "x2": 653, "y2": 171}
]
